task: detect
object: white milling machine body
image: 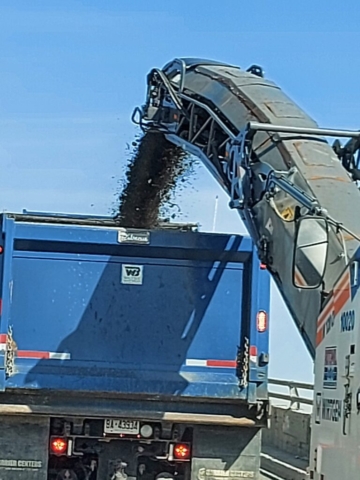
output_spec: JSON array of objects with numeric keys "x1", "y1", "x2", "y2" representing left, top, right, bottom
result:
[{"x1": 132, "y1": 57, "x2": 360, "y2": 479}]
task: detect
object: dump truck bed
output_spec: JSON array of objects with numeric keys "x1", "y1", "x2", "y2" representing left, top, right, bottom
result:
[{"x1": 0, "y1": 213, "x2": 269, "y2": 405}]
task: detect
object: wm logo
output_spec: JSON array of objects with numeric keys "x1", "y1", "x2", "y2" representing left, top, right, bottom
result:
[
  {"x1": 125, "y1": 266, "x2": 141, "y2": 277},
  {"x1": 122, "y1": 264, "x2": 143, "y2": 285}
]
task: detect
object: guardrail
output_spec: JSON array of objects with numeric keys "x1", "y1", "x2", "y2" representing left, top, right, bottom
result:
[{"x1": 268, "y1": 378, "x2": 314, "y2": 411}]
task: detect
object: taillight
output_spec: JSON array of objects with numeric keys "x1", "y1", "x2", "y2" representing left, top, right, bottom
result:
[
  {"x1": 256, "y1": 311, "x2": 267, "y2": 332},
  {"x1": 0, "y1": 246, "x2": 3, "y2": 254},
  {"x1": 50, "y1": 437, "x2": 67, "y2": 455},
  {"x1": 173, "y1": 443, "x2": 191, "y2": 460}
]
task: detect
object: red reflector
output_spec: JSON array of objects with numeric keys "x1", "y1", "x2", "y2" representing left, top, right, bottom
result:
[
  {"x1": 173, "y1": 443, "x2": 191, "y2": 460},
  {"x1": 249, "y1": 346, "x2": 257, "y2": 357},
  {"x1": 260, "y1": 263, "x2": 267, "y2": 270},
  {"x1": 50, "y1": 438, "x2": 67, "y2": 455},
  {"x1": 257, "y1": 311, "x2": 267, "y2": 332}
]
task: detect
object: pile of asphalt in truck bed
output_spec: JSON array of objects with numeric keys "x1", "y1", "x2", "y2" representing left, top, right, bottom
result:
[{"x1": 116, "y1": 131, "x2": 191, "y2": 228}]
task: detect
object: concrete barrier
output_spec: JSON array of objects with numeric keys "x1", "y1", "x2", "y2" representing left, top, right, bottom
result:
[
  {"x1": 260, "y1": 405, "x2": 310, "y2": 479},
  {"x1": 263, "y1": 405, "x2": 311, "y2": 459},
  {"x1": 259, "y1": 379, "x2": 313, "y2": 477}
]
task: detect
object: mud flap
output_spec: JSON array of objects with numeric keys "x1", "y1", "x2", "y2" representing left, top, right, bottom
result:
[
  {"x1": 0, "y1": 415, "x2": 49, "y2": 479},
  {"x1": 191, "y1": 425, "x2": 261, "y2": 480}
]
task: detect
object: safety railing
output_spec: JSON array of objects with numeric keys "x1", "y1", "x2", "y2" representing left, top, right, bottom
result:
[{"x1": 268, "y1": 378, "x2": 314, "y2": 411}]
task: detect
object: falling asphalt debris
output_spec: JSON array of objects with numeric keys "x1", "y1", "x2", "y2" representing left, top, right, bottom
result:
[{"x1": 116, "y1": 131, "x2": 193, "y2": 228}]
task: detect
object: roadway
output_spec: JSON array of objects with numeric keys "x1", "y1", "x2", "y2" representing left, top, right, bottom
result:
[{"x1": 260, "y1": 469, "x2": 283, "y2": 479}]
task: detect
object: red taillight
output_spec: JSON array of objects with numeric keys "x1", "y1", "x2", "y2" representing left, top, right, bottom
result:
[
  {"x1": 256, "y1": 311, "x2": 267, "y2": 332},
  {"x1": 173, "y1": 443, "x2": 191, "y2": 460},
  {"x1": 50, "y1": 437, "x2": 67, "y2": 455},
  {"x1": 260, "y1": 263, "x2": 267, "y2": 270}
]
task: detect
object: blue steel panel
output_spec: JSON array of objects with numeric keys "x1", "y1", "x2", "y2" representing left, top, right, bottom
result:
[
  {"x1": 13, "y1": 222, "x2": 253, "y2": 253},
  {"x1": 0, "y1": 217, "x2": 15, "y2": 390},
  {"x1": 184, "y1": 266, "x2": 243, "y2": 361},
  {"x1": 0, "y1": 216, "x2": 269, "y2": 402},
  {"x1": 8, "y1": 255, "x2": 243, "y2": 397},
  {"x1": 248, "y1": 254, "x2": 270, "y2": 400}
]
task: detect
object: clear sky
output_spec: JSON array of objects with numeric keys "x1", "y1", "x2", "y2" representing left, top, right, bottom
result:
[{"x1": 0, "y1": 0, "x2": 359, "y2": 383}]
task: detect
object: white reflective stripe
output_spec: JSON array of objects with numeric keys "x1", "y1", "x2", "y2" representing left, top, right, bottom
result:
[
  {"x1": 49, "y1": 352, "x2": 71, "y2": 360},
  {"x1": 185, "y1": 359, "x2": 207, "y2": 367},
  {"x1": 0, "y1": 344, "x2": 71, "y2": 360}
]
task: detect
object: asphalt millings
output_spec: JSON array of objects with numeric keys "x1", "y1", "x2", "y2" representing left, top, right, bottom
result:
[{"x1": 116, "y1": 131, "x2": 190, "y2": 228}]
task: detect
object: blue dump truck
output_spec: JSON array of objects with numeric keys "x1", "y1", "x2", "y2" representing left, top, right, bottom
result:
[{"x1": 0, "y1": 212, "x2": 270, "y2": 480}]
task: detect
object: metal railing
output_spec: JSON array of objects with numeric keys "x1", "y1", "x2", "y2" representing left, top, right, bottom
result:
[{"x1": 268, "y1": 378, "x2": 314, "y2": 411}]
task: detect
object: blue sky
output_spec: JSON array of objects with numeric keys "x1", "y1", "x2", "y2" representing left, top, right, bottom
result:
[{"x1": 0, "y1": 0, "x2": 359, "y2": 382}]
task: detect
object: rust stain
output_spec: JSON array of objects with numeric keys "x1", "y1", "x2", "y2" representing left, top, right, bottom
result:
[
  {"x1": 293, "y1": 141, "x2": 334, "y2": 167},
  {"x1": 344, "y1": 234, "x2": 360, "y2": 241},
  {"x1": 308, "y1": 176, "x2": 349, "y2": 182}
]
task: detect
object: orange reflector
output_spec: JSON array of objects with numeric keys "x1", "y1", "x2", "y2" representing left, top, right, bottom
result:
[
  {"x1": 50, "y1": 438, "x2": 67, "y2": 455},
  {"x1": 174, "y1": 443, "x2": 191, "y2": 460},
  {"x1": 257, "y1": 311, "x2": 267, "y2": 332}
]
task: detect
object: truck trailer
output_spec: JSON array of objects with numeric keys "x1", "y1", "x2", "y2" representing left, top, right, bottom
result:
[{"x1": 0, "y1": 212, "x2": 270, "y2": 480}]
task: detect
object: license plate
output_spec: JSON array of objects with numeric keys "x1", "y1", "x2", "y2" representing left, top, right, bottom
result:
[{"x1": 104, "y1": 418, "x2": 140, "y2": 435}]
